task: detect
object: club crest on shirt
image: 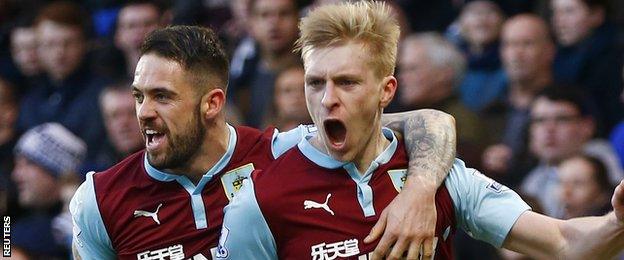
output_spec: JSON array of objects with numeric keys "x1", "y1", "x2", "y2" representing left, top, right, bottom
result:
[
  {"x1": 387, "y1": 169, "x2": 408, "y2": 192},
  {"x1": 221, "y1": 163, "x2": 255, "y2": 200}
]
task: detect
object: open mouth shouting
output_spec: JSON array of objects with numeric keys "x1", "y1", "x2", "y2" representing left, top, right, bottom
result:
[
  {"x1": 144, "y1": 129, "x2": 167, "y2": 152},
  {"x1": 323, "y1": 118, "x2": 347, "y2": 150}
]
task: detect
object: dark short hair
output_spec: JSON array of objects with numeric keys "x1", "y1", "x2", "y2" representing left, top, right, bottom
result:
[
  {"x1": 534, "y1": 86, "x2": 593, "y2": 116},
  {"x1": 140, "y1": 25, "x2": 229, "y2": 92},
  {"x1": 35, "y1": 1, "x2": 89, "y2": 36}
]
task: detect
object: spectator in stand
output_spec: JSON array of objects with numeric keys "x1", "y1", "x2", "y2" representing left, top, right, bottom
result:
[
  {"x1": 94, "y1": 81, "x2": 143, "y2": 169},
  {"x1": 266, "y1": 65, "x2": 310, "y2": 131},
  {"x1": 223, "y1": 0, "x2": 253, "y2": 54},
  {"x1": 481, "y1": 14, "x2": 556, "y2": 186},
  {"x1": 397, "y1": 32, "x2": 485, "y2": 166},
  {"x1": 114, "y1": 0, "x2": 163, "y2": 76},
  {"x1": 521, "y1": 87, "x2": 623, "y2": 217},
  {"x1": 228, "y1": 0, "x2": 301, "y2": 128},
  {"x1": 6, "y1": 15, "x2": 43, "y2": 96},
  {"x1": 93, "y1": 0, "x2": 165, "y2": 80},
  {"x1": 557, "y1": 154, "x2": 613, "y2": 219},
  {"x1": 11, "y1": 123, "x2": 86, "y2": 258},
  {"x1": 551, "y1": 0, "x2": 624, "y2": 134},
  {"x1": 454, "y1": 0, "x2": 507, "y2": 112},
  {"x1": 18, "y1": 1, "x2": 108, "y2": 164}
]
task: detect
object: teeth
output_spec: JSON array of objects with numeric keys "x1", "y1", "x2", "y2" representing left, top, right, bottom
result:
[{"x1": 145, "y1": 130, "x2": 159, "y2": 135}]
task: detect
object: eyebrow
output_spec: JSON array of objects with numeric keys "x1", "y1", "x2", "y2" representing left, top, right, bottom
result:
[
  {"x1": 332, "y1": 74, "x2": 362, "y2": 82},
  {"x1": 132, "y1": 86, "x2": 178, "y2": 97},
  {"x1": 305, "y1": 75, "x2": 323, "y2": 81},
  {"x1": 305, "y1": 73, "x2": 363, "y2": 81}
]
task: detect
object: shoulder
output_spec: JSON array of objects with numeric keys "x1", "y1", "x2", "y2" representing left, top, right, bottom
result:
[
  {"x1": 235, "y1": 125, "x2": 272, "y2": 140},
  {"x1": 92, "y1": 150, "x2": 146, "y2": 192},
  {"x1": 254, "y1": 147, "x2": 309, "y2": 183},
  {"x1": 227, "y1": 126, "x2": 275, "y2": 167}
]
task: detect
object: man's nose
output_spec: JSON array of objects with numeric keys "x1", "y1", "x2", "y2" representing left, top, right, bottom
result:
[{"x1": 321, "y1": 83, "x2": 339, "y2": 110}]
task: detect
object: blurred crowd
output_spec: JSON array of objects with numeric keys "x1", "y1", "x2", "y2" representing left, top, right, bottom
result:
[{"x1": 1, "y1": 0, "x2": 623, "y2": 259}]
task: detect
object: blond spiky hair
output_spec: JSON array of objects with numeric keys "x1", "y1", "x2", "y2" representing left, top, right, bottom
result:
[{"x1": 295, "y1": 1, "x2": 400, "y2": 78}]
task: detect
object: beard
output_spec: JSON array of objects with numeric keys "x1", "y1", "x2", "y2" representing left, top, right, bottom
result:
[{"x1": 147, "y1": 108, "x2": 206, "y2": 170}]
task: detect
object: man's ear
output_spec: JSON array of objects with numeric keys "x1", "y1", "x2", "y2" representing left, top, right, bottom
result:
[
  {"x1": 379, "y1": 76, "x2": 398, "y2": 108},
  {"x1": 200, "y1": 88, "x2": 226, "y2": 120}
]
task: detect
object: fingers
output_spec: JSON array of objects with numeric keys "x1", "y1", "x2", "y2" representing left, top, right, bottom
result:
[
  {"x1": 406, "y1": 240, "x2": 421, "y2": 260},
  {"x1": 421, "y1": 237, "x2": 438, "y2": 260},
  {"x1": 365, "y1": 208, "x2": 388, "y2": 243},
  {"x1": 388, "y1": 238, "x2": 411, "y2": 260},
  {"x1": 370, "y1": 232, "x2": 396, "y2": 260}
]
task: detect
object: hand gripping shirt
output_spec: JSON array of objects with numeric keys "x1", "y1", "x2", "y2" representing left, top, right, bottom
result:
[
  {"x1": 218, "y1": 128, "x2": 531, "y2": 259},
  {"x1": 70, "y1": 124, "x2": 314, "y2": 260}
]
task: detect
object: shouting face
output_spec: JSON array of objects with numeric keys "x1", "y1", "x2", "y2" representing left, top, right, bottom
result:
[
  {"x1": 132, "y1": 54, "x2": 206, "y2": 170},
  {"x1": 304, "y1": 42, "x2": 396, "y2": 163}
]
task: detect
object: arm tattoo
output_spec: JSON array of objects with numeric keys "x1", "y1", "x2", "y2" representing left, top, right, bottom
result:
[{"x1": 383, "y1": 110, "x2": 456, "y2": 185}]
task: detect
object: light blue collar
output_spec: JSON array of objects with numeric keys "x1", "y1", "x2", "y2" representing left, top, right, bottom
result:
[
  {"x1": 298, "y1": 127, "x2": 398, "y2": 217},
  {"x1": 297, "y1": 127, "x2": 398, "y2": 172},
  {"x1": 144, "y1": 124, "x2": 238, "y2": 193}
]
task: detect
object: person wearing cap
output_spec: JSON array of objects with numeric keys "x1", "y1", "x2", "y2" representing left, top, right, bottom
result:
[{"x1": 11, "y1": 122, "x2": 86, "y2": 258}]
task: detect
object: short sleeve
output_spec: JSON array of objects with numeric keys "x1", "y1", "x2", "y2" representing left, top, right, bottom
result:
[
  {"x1": 69, "y1": 172, "x2": 115, "y2": 259},
  {"x1": 445, "y1": 159, "x2": 531, "y2": 247},
  {"x1": 271, "y1": 124, "x2": 317, "y2": 158},
  {"x1": 216, "y1": 178, "x2": 277, "y2": 259}
]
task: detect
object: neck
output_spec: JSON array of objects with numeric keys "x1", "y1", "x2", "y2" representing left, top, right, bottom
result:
[
  {"x1": 168, "y1": 120, "x2": 230, "y2": 184},
  {"x1": 509, "y1": 72, "x2": 552, "y2": 109},
  {"x1": 311, "y1": 118, "x2": 390, "y2": 174},
  {"x1": 353, "y1": 125, "x2": 389, "y2": 173}
]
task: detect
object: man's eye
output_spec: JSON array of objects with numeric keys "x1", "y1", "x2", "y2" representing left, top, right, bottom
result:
[
  {"x1": 339, "y1": 80, "x2": 356, "y2": 86},
  {"x1": 307, "y1": 80, "x2": 323, "y2": 87},
  {"x1": 133, "y1": 93, "x2": 144, "y2": 103},
  {"x1": 155, "y1": 94, "x2": 167, "y2": 101}
]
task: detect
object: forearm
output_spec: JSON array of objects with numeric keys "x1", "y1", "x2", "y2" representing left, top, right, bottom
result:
[
  {"x1": 382, "y1": 109, "x2": 456, "y2": 190},
  {"x1": 505, "y1": 210, "x2": 624, "y2": 259},
  {"x1": 558, "y1": 212, "x2": 624, "y2": 259}
]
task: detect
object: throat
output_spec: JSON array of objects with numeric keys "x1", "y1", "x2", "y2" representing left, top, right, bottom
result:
[
  {"x1": 165, "y1": 123, "x2": 231, "y2": 185},
  {"x1": 353, "y1": 129, "x2": 390, "y2": 174}
]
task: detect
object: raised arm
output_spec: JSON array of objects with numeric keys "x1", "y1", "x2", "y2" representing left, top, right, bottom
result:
[
  {"x1": 368, "y1": 109, "x2": 456, "y2": 259},
  {"x1": 503, "y1": 180, "x2": 624, "y2": 259},
  {"x1": 381, "y1": 109, "x2": 456, "y2": 189}
]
